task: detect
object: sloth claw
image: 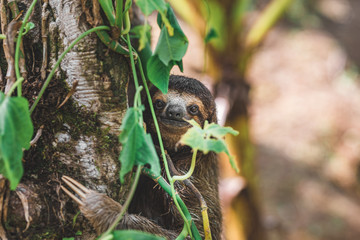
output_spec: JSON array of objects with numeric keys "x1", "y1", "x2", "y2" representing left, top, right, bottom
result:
[{"x1": 61, "y1": 175, "x2": 91, "y2": 206}]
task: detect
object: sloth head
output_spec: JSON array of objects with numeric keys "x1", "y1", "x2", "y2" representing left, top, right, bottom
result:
[{"x1": 145, "y1": 75, "x2": 217, "y2": 152}]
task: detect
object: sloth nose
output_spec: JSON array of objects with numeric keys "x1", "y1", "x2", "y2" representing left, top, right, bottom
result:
[{"x1": 166, "y1": 105, "x2": 184, "y2": 120}]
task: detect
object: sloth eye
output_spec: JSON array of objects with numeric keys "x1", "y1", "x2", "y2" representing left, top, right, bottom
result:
[
  {"x1": 188, "y1": 105, "x2": 199, "y2": 115},
  {"x1": 154, "y1": 100, "x2": 165, "y2": 110}
]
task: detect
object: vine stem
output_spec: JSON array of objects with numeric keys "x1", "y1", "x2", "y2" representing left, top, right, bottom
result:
[
  {"x1": 124, "y1": 33, "x2": 195, "y2": 237},
  {"x1": 136, "y1": 59, "x2": 193, "y2": 238},
  {"x1": 29, "y1": 25, "x2": 110, "y2": 114},
  {"x1": 6, "y1": 77, "x2": 24, "y2": 97},
  {"x1": 125, "y1": 33, "x2": 142, "y2": 124},
  {"x1": 123, "y1": 33, "x2": 194, "y2": 237},
  {"x1": 133, "y1": 86, "x2": 143, "y2": 109},
  {"x1": 121, "y1": 11, "x2": 130, "y2": 35},
  {"x1": 173, "y1": 149, "x2": 198, "y2": 181},
  {"x1": 176, "y1": 225, "x2": 188, "y2": 240},
  {"x1": 142, "y1": 169, "x2": 201, "y2": 240},
  {"x1": 14, "y1": 0, "x2": 38, "y2": 96},
  {"x1": 99, "y1": 166, "x2": 143, "y2": 239}
]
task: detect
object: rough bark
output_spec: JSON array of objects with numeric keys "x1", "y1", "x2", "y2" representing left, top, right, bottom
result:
[{"x1": 1, "y1": 0, "x2": 130, "y2": 239}]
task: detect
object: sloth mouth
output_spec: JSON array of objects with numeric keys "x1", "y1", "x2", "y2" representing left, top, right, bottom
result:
[{"x1": 160, "y1": 117, "x2": 190, "y2": 127}]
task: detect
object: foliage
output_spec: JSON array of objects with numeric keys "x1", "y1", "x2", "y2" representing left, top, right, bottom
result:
[
  {"x1": 147, "y1": 4, "x2": 188, "y2": 94},
  {"x1": 179, "y1": 120, "x2": 239, "y2": 173},
  {"x1": 0, "y1": 0, "x2": 239, "y2": 239},
  {"x1": 118, "y1": 106, "x2": 160, "y2": 183},
  {"x1": 0, "y1": 92, "x2": 33, "y2": 189},
  {"x1": 112, "y1": 230, "x2": 165, "y2": 240}
]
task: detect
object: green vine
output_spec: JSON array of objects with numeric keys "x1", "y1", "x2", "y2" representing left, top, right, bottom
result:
[
  {"x1": 0, "y1": 0, "x2": 239, "y2": 239},
  {"x1": 29, "y1": 26, "x2": 111, "y2": 114},
  {"x1": 14, "y1": 0, "x2": 38, "y2": 96}
]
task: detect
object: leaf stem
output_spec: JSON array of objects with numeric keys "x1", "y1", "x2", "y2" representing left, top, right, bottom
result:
[
  {"x1": 14, "y1": 0, "x2": 38, "y2": 96},
  {"x1": 95, "y1": 29, "x2": 129, "y2": 54},
  {"x1": 6, "y1": 77, "x2": 24, "y2": 97},
  {"x1": 115, "y1": 0, "x2": 123, "y2": 29},
  {"x1": 133, "y1": 86, "x2": 143, "y2": 109},
  {"x1": 142, "y1": 169, "x2": 201, "y2": 240},
  {"x1": 99, "y1": 166, "x2": 143, "y2": 239},
  {"x1": 29, "y1": 26, "x2": 110, "y2": 114},
  {"x1": 173, "y1": 149, "x2": 198, "y2": 181},
  {"x1": 125, "y1": 33, "x2": 142, "y2": 120},
  {"x1": 98, "y1": 0, "x2": 116, "y2": 26},
  {"x1": 176, "y1": 225, "x2": 188, "y2": 240},
  {"x1": 121, "y1": 11, "x2": 130, "y2": 35}
]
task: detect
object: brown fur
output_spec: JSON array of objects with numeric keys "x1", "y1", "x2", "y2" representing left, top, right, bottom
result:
[{"x1": 132, "y1": 75, "x2": 222, "y2": 239}]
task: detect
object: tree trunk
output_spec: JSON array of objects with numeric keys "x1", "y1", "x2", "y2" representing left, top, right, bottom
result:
[{"x1": 1, "y1": 0, "x2": 130, "y2": 239}]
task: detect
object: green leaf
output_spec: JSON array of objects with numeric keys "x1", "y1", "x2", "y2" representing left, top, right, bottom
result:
[
  {"x1": 146, "y1": 55, "x2": 173, "y2": 94},
  {"x1": 118, "y1": 107, "x2": 160, "y2": 183},
  {"x1": 204, "y1": 122, "x2": 239, "y2": 138},
  {"x1": 135, "y1": 0, "x2": 166, "y2": 16},
  {"x1": 144, "y1": 4, "x2": 187, "y2": 93},
  {"x1": 119, "y1": 107, "x2": 141, "y2": 142},
  {"x1": 130, "y1": 24, "x2": 152, "y2": 51},
  {"x1": 136, "y1": 0, "x2": 173, "y2": 35},
  {"x1": 179, "y1": 120, "x2": 239, "y2": 172},
  {"x1": 0, "y1": 92, "x2": 33, "y2": 190},
  {"x1": 124, "y1": 0, "x2": 132, "y2": 12},
  {"x1": 23, "y1": 22, "x2": 35, "y2": 35},
  {"x1": 98, "y1": 0, "x2": 116, "y2": 26},
  {"x1": 155, "y1": 5, "x2": 188, "y2": 66},
  {"x1": 204, "y1": 28, "x2": 218, "y2": 43},
  {"x1": 112, "y1": 230, "x2": 165, "y2": 240},
  {"x1": 154, "y1": 27, "x2": 188, "y2": 66},
  {"x1": 175, "y1": 59, "x2": 184, "y2": 72}
]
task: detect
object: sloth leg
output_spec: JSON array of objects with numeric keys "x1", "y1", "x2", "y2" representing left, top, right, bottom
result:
[{"x1": 61, "y1": 176, "x2": 178, "y2": 239}]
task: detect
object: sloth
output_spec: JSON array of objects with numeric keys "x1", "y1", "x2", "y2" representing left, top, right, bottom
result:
[{"x1": 61, "y1": 75, "x2": 222, "y2": 239}]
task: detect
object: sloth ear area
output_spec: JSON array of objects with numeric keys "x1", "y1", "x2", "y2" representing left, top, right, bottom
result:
[{"x1": 208, "y1": 109, "x2": 218, "y2": 124}]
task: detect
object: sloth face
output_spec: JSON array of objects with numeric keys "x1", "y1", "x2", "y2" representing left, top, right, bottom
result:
[
  {"x1": 150, "y1": 90, "x2": 206, "y2": 151},
  {"x1": 144, "y1": 75, "x2": 216, "y2": 152}
]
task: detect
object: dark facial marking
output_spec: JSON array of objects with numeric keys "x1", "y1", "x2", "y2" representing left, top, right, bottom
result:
[
  {"x1": 188, "y1": 104, "x2": 199, "y2": 115},
  {"x1": 155, "y1": 99, "x2": 166, "y2": 110}
]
